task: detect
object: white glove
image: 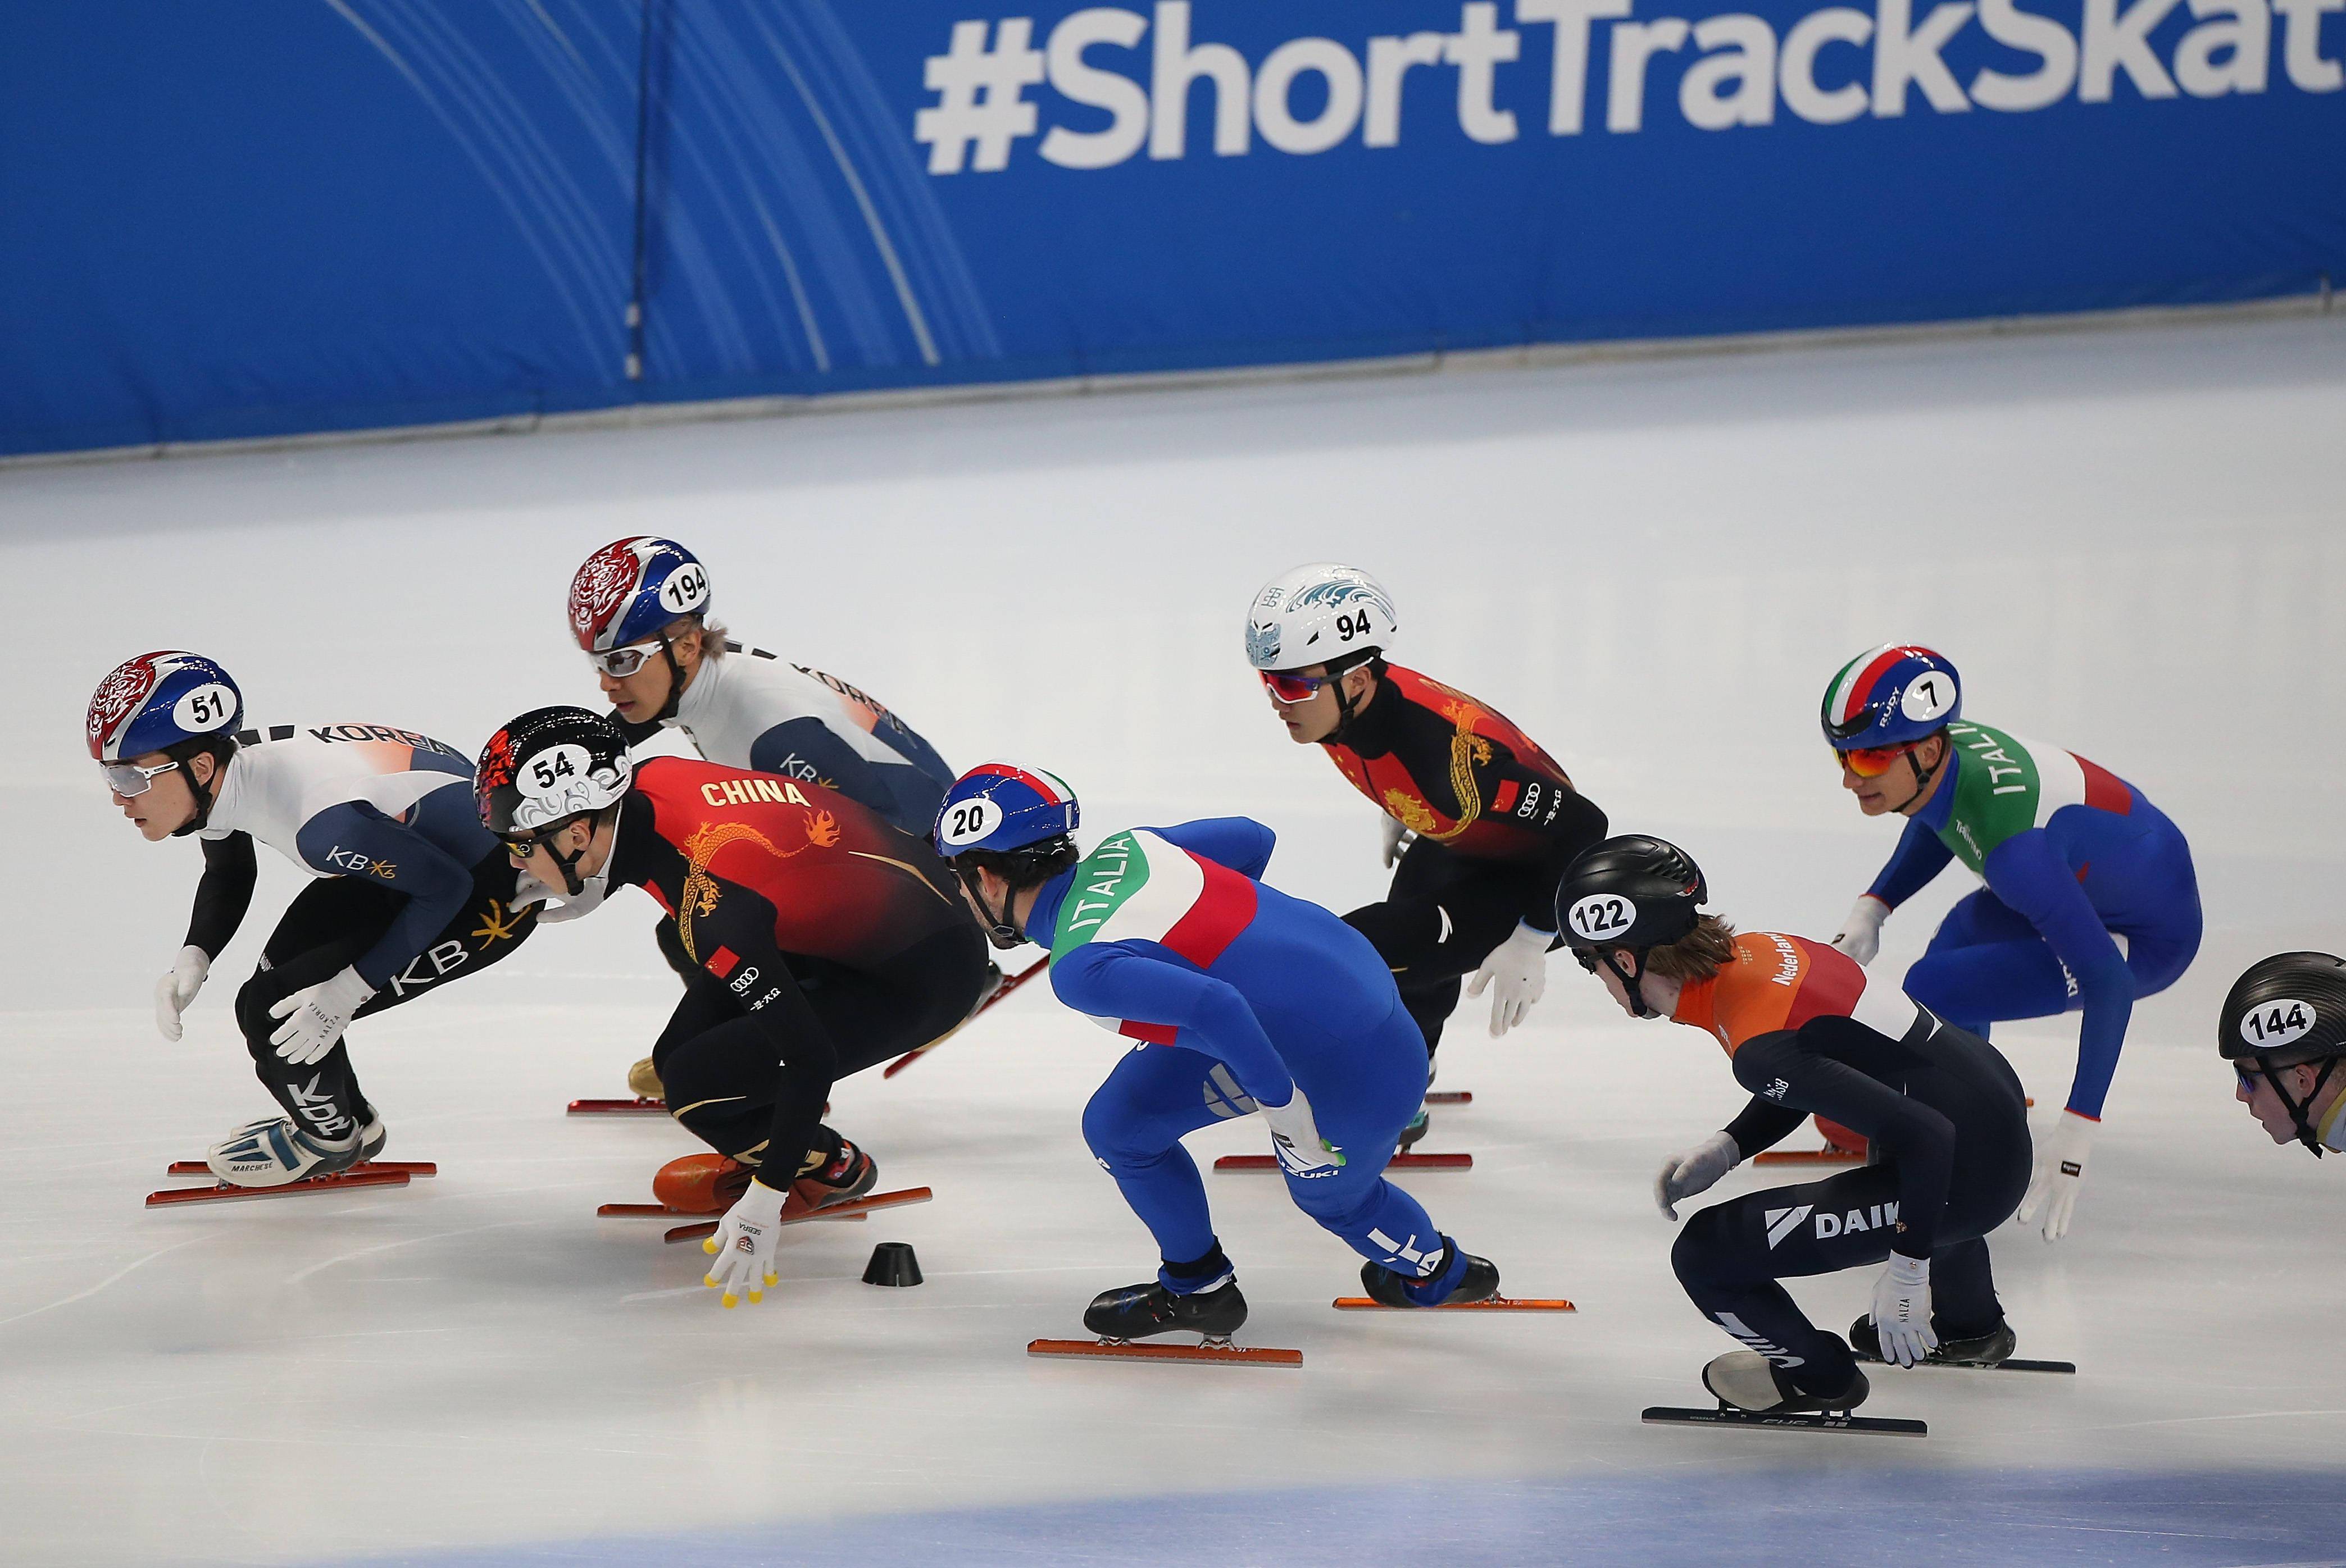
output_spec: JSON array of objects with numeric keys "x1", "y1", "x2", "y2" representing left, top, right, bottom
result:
[
  {"x1": 1831, "y1": 895, "x2": 1889, "y2": 966},
  {"x1": 1463, "y1": 920, "x2": 1551, "y2": 1037},
  {"x1": 153, "y1": 946, "x2": 210, "y2": 1041},
  {"x1": 1262, "y1": 1086, "x2": 1345, "y2": 1179},
  {"x1": 1870, "y1": 1253, "x2": 1939, "y2": 1368},
  {"x1": 2016, "y1": 1109, "x2": 2094, "y2": 1242},
  {"x1": 266, "y1": 966, "x2": 375, "y2": 1066},
  {"x1": 1380, "y1": 814, "x2": 1415, "y2": 869},
  {"x1": 508, "y1": 868, "x2": 604, "y2": 924},
  {"x1": 702, "y1": 1175, "x2": 788, "y2": 1307},
  {"x1": 1654, "y1": 1130, "x2": 1740, "y2": 1220}
]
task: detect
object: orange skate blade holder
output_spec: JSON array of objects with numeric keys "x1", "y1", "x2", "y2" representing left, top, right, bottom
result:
[
  {"x1": 146, "y1": 1166, "x2": 414, "y2": 1206},
  {"x1": 1424, "y1": 1091, "x2": 1473, "y2": 1105},
  {"x1": 658, "y1": 1184, "x2": 933, "y2": 1245},
  {"x1": 1027, "y1": 1337, "x2": 1302, "y2": 1368},
  {"x1": 1214, "y1": 1152, "x2": 1472, "y2": 1172},
  {"x1": 567, "y1": 1097, "x2": 669, "y2": 1115},
  {"x1": 1331, "y1": 1295, "x2": 1574, "y2": 1311}
]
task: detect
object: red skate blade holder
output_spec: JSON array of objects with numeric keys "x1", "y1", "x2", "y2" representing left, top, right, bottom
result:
[
  {"x1": 146, "y1": 1164, "x2": 420, "y2": 1207},
  {"x1": 1027, "y1": 1337, "x2": 1302, "y2": 1368},
  {"x1": 1215, "y1": 1152, "x2": 1471, "y2": 1172},
  {"x1": 658, "y1": 1185, "x2": 933, "y2": 1245},
  {"x1": 1424, "y1": 1091, "x2": 1472, "y2": 1105},
  {"x1": 567, "y1": 1097, "x2": 669, "y2": 1115}
]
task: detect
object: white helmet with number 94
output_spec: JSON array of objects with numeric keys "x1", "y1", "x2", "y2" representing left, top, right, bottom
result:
[{"x1": 1244, "y1": 563, "x2": 1398, "y2": 673}]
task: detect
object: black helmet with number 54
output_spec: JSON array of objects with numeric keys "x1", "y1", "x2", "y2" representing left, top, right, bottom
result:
[
  {"x1": 2219, "y1": 951, "x2": 2346, "y2": 1156},
  {"x1": 475, "y1": 706, "x2": 633, "y2": 892},
  {"x1": 1555, "y1": 836, "x2": 1708, "y2": 1018}
]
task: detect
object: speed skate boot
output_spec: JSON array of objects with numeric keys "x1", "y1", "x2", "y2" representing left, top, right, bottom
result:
[
  {"x1": 1361, "y1": 1237, "x2": 1499, "y2": 1307},
  {"x1": 652, "y1": 1153, "x2": 753, "y2": 1215},
  {"x1": 1848, "y1": 1313, "x2": 2017, "y2": 1368},
  {"x1": 1397, "y1": 1108, "x2": 1430, "y2": 1151},
  {"x1": 207, "y1": 1111, "x2": 387, "y2": 1188},
  {"x1": 627, "y1": 1057, "x2": 665, "y2": 1101},
  {"x1": 1703, "y1": 1351, "x2": 1871, "y2": 1414},
  {"x1": 1083, "y1": 1277, "x2": 1249, "y2": 1344},
  {"x1": 787, "y1": 1137, "x2": 877, "y2": 1215}
]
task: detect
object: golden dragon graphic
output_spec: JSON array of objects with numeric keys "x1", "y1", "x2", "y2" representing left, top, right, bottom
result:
[{"x1": 676, "y1": 810, "x2": 838, "y2": 961}]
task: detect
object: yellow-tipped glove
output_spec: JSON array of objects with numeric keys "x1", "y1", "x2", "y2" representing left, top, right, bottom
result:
[{"x1": 702, "y1": 1173, "x2": 788, "y2": 1307}]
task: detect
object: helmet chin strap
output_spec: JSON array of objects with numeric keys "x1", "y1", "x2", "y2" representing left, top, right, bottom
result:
[
  {"x1": 1600, "y1": 949, "x2": 1657, "y2": 1019},
  {"x1": 654, "y1": 635, "x2": 688, "y2": 723},
  {"x1": 171, "y1": 751, "x2": 223, "y2": 838},
  {"x1": 2261, "y1": 1056, "x2": 2338, "y2": 1158},
  {"x1": 958, "y1": 866, "x2": 1026, "y2": 949},
  {"x1": 1323, "y1": 657, "x2": 1377, "y2": 746},
  {"x1": 1888, "y1": 738, "x2": 1946, "y2": 815}
]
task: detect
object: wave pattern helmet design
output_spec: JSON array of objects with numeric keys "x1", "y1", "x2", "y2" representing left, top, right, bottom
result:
[
  {"x1": 567, "y1": 536, "x2": 711, "y2": 654},
  {"x1": 1244, "y1": 563, "x2": 1398, "y2": 672},
  {"x1": 1820, "y1": 644, "x2": 1962, "y2": 750},
  {"x1": 474, "y1": 706, "x2": 634, "y2": 837},
  {"x1": 86, "y1": 650, "x2": 243, "y2": 763},
  {"x1": 932, "y1": 762, "x2": 1080, "y2": 858}
]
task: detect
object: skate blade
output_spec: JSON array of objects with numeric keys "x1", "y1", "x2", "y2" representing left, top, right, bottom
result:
[
  {"x1": 658, "y1": 1186, "x2": 931, "y2": 1245},
  {"x1": 1642, "y1": 1405, "x2": 1927, "y2": 1437},
  {"x1": 1027, "y1": 1338, "x2": 1302, "y2": 1368},
  {"x1": 567, "y1": 1097, "x2": 669, "y2": 1115},
  {"x1": 146, "y1": 1168, "x2": 412, "y2": 1206},
  {"x1": 1331, "y1": 1296, "x2": 1574, "y2": 1311},
  {"x1": 883, "y1": 956, "x2": 1048, "y2": 1077},
  {"x1": 1855, "y1": 1350, "x2": 2075, "y2": 1375},
  {"x1": 1213, "y1": 1152, "x2": 1472, "y2": 1172},
  {"x1": 167, "y1": 1159, "x2": 434, "y2": 1178},
  {"x1": 1424, "y1": 1091, "x2": 1473, "y2": 1105},
  {"x1": 1753, "y1": 1147, "x2": 1864, "y2": 1165}
]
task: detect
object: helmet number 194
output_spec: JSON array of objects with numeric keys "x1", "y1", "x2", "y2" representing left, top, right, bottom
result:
[{"x1": 1567, "y1": 894, "x2": 1634, "y2": 943}]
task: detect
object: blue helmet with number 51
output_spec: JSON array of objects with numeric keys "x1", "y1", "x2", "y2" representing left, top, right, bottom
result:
[
  {"x1": 87, "y1": 650, "x2": 243, "y2": 764},
  {"x1": 932, "y1": 762, "x2": 1080, "y2": 859},
  {"x1": 1820, "y1": 644, "x2": 1962, "y2": 751},
  {"x1": 1244, "y1": 563, "x2": 1398, "y2": 673}
]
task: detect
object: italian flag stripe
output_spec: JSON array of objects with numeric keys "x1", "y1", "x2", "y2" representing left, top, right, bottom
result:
[
  {"x1": 1831, "y1": 645, "x2": 1909, "y2": 726},
  {"x1": 1056, "y1": 829, "x2": 1260, "y2": 1043}
]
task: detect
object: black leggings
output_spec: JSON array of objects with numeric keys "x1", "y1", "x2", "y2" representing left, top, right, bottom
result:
[
  {"x1": 1342, "y1": 836, "x2": 1548, "y2": 1058},
  {"x1": 231, "y1": 852, "x2": 535, "y2": 1140},
  {"x1": 1670, "y1": 1026, "x2": 2033, "y2": 1393},
  {"x1": 654, "y1": 926, "x2": 989, "y2": 1173}
]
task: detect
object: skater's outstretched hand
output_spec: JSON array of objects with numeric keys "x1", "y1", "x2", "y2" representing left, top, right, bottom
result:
[
  {"x1": 1869, "y1": 1254, "x2": 1938, "y2": 1368},
  {"x1": 1263, "y1": 1088, "x2": 1344, "y2": 1179},
  {"x1": 154, "y1": 946, "x2": 210, "y2": 1041},
  {"x1": 1380, "y1": 814, "x2": 1415, "y2": 869},
  {"x1": 703, "y1": 1175, "x2": 787, "y2": 1307},
  {"x1": 267, "y1": 967, "x2": 374, "y2": 1066},
  {"x1": 1830, "y1": 896, "x2": 1888, "y2": 967},
  {"x1": 1465, "y1": 921, "x2": 1551, "y2": 1037},
  {"x1": 1653, "y1": 1131, "x2": 1739, "y2": 1220},
  {"x1": 2017, "y1": 1109, "x2": 2093, "y2": 1242}
]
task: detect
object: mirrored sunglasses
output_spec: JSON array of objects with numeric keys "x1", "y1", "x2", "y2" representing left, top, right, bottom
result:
[
  {"x1": 1835, "y1": 743, "x2": 1915, "y2": 780},
  {"x1": 588, "y1": 640, "x2": 665, "y2": 678}
]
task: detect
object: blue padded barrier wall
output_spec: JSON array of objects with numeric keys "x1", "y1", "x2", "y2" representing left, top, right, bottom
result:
[{"x1": 3, "y1": 1, "x2": 2341, "y2": 456}]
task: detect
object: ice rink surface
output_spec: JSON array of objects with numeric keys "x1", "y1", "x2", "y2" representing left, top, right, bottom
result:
[{"x1": 4, "y1": 313, "x2": 2345, "y2": 1566}]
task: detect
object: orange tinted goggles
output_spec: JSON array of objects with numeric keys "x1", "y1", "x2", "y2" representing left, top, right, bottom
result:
[{"x1": 1835, "y1": 743, "x2": 1914, "y2": 779}]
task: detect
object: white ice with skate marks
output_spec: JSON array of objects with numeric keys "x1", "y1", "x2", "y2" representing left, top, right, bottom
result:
[{"x1": 3, "y1": 312, "x2": 2345, "y2": 1564}]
